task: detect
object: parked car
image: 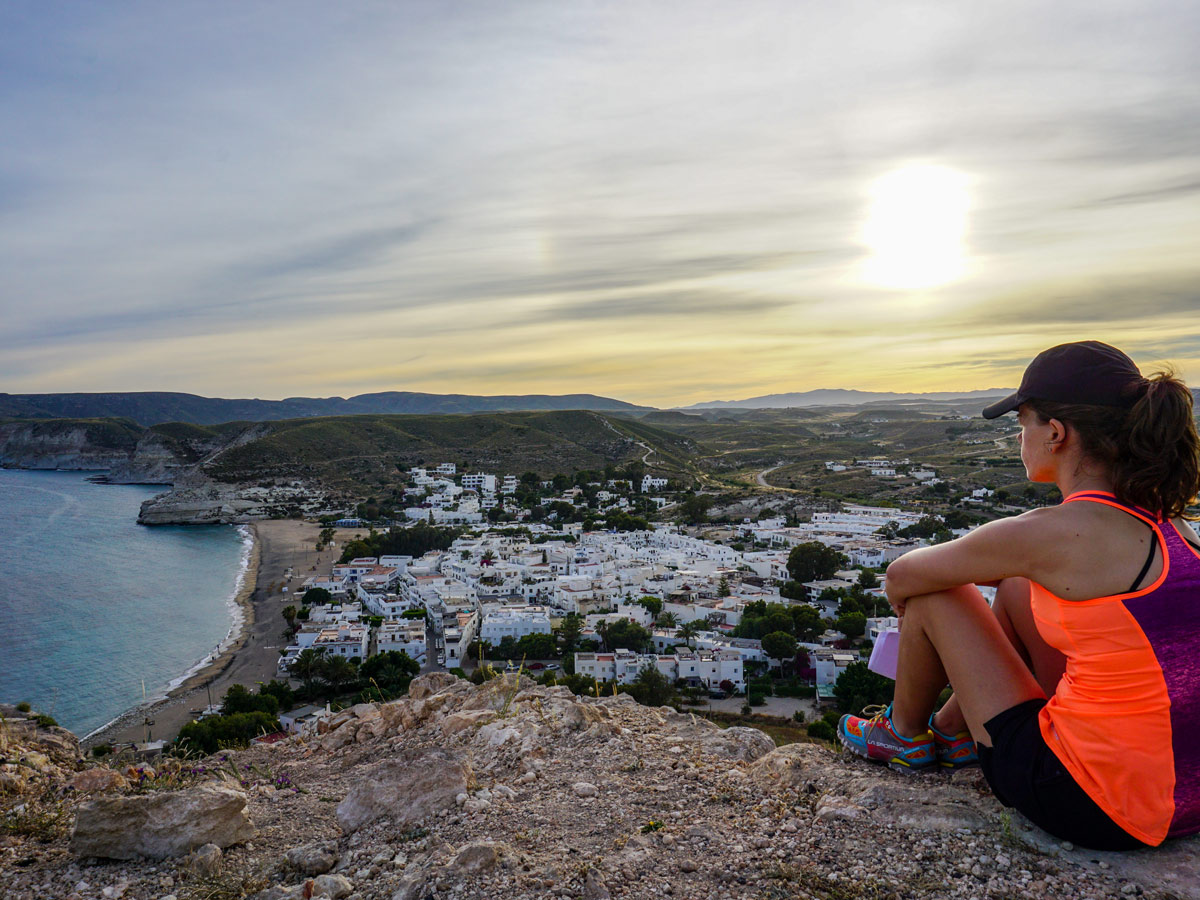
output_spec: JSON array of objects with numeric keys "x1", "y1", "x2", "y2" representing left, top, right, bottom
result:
[
  {"x1": 545, "y1": 664, "x2": 560, "y2": 670},
  {"x1": 708, "y1": 690, "x2": 728, "y2": 700},
  {"x1": 528, "y1": 663, "x2": 545, "y2": 670}
]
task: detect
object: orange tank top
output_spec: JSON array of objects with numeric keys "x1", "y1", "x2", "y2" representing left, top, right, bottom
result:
[{"x1": 1030, "y1": 491, "x2": 1200, "y2": 845}]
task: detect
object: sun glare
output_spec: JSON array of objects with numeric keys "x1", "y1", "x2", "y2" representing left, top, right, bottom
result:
[{"x1": 862, "y1": 164, "x2": 969, "y2": 290}]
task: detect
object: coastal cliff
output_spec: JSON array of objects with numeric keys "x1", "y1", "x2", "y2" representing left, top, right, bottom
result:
[
  {"x1": 0, "y1": 419, "x2": 329, "y2": 524},
  {"x1": 3, "y1": 678, "x2": 1197, "y2": 900},
  {"x1": 0, "y1": 419, "x2": 143, "y2": 472},
  {"x1": 137, "y1": 480, "x2": 329, "y2": 525}
]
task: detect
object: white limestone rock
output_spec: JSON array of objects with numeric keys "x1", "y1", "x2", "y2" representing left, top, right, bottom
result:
[{"x1": 70, "y1": 784, "x2": 254, "y2": 860}]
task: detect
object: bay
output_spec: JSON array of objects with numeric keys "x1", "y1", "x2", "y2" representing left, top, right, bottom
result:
[{"x1": 0, "y1": 469, "x2": 247, "y2": 737}]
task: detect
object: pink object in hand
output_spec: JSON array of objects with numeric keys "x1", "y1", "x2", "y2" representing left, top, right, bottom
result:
[{"x1": 868, "y1": 628, "x2": 900, "y2": 679}]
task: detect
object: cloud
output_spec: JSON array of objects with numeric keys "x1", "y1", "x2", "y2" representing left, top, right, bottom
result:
[{"x1": 2, "y1": 1, "x2": 1200, "y2": 402}]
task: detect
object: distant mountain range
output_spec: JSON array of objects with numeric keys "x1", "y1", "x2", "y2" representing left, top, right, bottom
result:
[
  {"x1": 679, "y1": 388, "x2": 1013, "y2": 410},
  {"x1": 0, "y1": 391, "x2": 650, "y2": 426}
]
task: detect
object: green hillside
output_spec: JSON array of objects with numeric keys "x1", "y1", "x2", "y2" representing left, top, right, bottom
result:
[{"x1": 201, "y1": 410, "x2": 689, "y2": 490}]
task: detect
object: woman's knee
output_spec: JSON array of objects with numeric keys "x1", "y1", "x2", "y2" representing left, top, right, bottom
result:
[{"x1": 903, "y1": 584, "x2": 990, "y2": 625}]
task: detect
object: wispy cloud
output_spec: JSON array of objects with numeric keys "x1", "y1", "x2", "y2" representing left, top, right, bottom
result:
[{"x1": 2, "y1": 1, "x2": 1199, "y2": 405}]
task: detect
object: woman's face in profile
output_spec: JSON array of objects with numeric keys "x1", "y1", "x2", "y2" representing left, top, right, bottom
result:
[{"x1": 1017, "y1": 405, "x2": 1056, "y2": 483}]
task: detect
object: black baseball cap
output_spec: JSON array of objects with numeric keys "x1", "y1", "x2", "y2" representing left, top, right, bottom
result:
[{"x1": 982, "y1": 341, "x2": 1145, "y2": 419}]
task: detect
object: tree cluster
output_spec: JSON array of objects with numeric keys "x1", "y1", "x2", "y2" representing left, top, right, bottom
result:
[
  {"x1": 732, "y1": 601, "x2": 825, "y2": 643},
  {"x1": 338, "y1": 523, "x2": 462, "y2": 564},
  {"x1": 288, "y1": 648, "x2": 419, "y2": 702},
  {"x1": 833, "y1": 661, "x2": 895, "y2": 714},
  {"x1": 786, "y1": 542, "x2": 849, "y2": 584}
]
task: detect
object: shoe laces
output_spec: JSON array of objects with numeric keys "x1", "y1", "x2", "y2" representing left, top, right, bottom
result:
[{"x1": 859, "y1": 704, "x2": 890, "y2": 725}]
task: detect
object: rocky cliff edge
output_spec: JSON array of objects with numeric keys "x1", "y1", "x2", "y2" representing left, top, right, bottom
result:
[{"x1": 2, "y1": 679, "x2": 1197, "y2": 900}]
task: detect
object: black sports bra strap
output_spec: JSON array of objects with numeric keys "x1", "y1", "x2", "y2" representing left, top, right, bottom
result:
[{"x1": 1129, "y1": 537, "x2": 1157, "y2": 593}]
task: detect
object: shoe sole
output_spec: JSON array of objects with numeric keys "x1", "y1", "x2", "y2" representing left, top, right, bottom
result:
[
  {"x1": 838, "y1": 730, "x2": 937, "y2": 775},
  {"x1": 938, "y1": 758, "x2": 981, "y2": 770}
]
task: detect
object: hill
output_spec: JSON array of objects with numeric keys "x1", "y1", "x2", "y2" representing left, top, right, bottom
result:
[
  {"x1": 0, "y1": 390, "x2": 651, "y2": 426},
  {"x1": 202, "y1": 410, "x2": 692, "y2": 491},
  {"x1": 681, "y1": 387, "x2": 1012, "y2": 410},
  {"x1": 3, "y1": 678, "x2": 1193, "y2": 900}
]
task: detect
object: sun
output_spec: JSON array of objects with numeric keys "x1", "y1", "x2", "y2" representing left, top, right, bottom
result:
[{"x1": 861, "y1": 164, "x2": 970, "y2": 290}]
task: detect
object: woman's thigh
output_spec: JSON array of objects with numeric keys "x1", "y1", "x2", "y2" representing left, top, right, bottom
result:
[
  {"x1": 904, "y1": 584, "x2": 1046, "y2": 746},
  {"x1": 992, "y1": 577, "x2": 1067, "y2": 697}
]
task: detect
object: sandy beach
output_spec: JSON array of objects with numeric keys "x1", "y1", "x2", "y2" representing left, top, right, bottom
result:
[{"x1": 82, "y1": 519, "x2": 361, "y2": 750}]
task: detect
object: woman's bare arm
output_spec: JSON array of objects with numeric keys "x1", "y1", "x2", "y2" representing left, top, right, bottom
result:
[{"x1": 884, "y1": 510, "x2": 1060, "y2": 616}]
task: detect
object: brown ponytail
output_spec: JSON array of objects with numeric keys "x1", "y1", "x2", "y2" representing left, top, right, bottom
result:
[{"x1": 1030, "y1": 369, "x2": 1200, "y2": 519}]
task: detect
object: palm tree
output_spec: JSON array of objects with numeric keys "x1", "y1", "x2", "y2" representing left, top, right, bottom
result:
[
  {"x1": 320, "y1": 655, "x2": 358, "y2": 697},
  {"x1": 655, "y1": 612, "x2": 680, "y2": 630},
  {"x1": 677, "y1": 621, "x2": 699, "y2": 649},
  {"x1": 595, "y1": 620, "x2": 610, "y2": 652},
  {"x1": 290, "y1": 648, "x2": 325, "y2": 694}
]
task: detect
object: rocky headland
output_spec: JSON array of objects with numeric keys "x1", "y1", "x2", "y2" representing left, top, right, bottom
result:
[
  {"x1": 3, "y1": 676, "x2": 1197, "y2": 900},
  {"x1": 0, "y1": 419, "x2": 330, "y2": 525}
]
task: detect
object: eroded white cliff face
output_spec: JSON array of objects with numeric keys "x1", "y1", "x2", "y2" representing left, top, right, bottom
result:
[
  {"x1": 137, "y1": 480, "x2": 329, "y2": 525},
  {"x1": 0, "y1": 423, "x2": 135, "y2": 471}
]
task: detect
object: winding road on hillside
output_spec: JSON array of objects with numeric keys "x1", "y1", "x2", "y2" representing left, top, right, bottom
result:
[
  {"x1": 755, "y1": 462, "x2": 802, "y2": 492},
  {"x1": 756, "y1": 462, "x2": 785, "y2": 487},
  {"x1": 594, "y1": 413, "x2": 657, "y2": 465}
]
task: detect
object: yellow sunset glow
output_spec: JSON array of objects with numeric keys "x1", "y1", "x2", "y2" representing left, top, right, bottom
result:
[{"x1": 862, "y1": 164, "x2": 970, "y2": 290}]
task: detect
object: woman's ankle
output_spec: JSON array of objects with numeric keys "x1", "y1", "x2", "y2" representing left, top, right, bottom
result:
[
  {"x1": 890, "y1": 708, "x2": 930, "y2": 740},
  {"x1": 931, "y1": 707, "x2": 967, "y2": 737}
]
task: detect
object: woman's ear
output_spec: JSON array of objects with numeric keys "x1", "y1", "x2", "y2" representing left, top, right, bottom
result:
[{"x1": 1045, "y1": 416, "x2": 1069, "y2": 452}]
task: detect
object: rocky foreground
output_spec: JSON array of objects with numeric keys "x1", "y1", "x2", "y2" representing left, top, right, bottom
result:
[{"x1": 3, "y1": 678, "x2": 1198, "y2": 900}]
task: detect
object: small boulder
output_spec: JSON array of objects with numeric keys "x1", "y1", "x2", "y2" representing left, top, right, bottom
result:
[
  {"x1": 313, "y1": 873, "x2": 353, "y2": 899},
  {"x1": 69, "y1": 768, "x2": 130, "y2": 793},
  {"x1": 285, "y1": 841, "x2": 339, "y2": 875},
  {"x1": 392, "y1": 874, "x2": 428, "y2": 900},
  {"x1": 70, "y1": 784, "x2": 254, "y2": 860},
  {"x1": 408, "y1": 672, "x2": 460, "y2": 700},
  {"x1": 336, "y1": 749, "x2": 471, "y2": 833},
  {"x1": 583, "y1": 867, "x2": 611, "y2": 900},
  {"x1": 187, "y1": 843, "x2": 223, "y2": 876},
  {"x1": 702, "y1": 726, "x2": 776, "y2": 762},
  {"x1": 453, "y1": 841, "x2": 505, "y2": 873},
  {"x1": 573, "y1": 782, "x2": 599, "y2": 798}
]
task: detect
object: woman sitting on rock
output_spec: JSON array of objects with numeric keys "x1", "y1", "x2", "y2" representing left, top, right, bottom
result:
[{"x1": 837, "y1": 340, "x2": 1200, "y2": 850}]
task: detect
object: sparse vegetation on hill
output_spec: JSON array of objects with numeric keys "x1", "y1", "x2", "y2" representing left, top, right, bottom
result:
[{"x1": 202, "y1": 411, "x2": 675, "y2": 491}]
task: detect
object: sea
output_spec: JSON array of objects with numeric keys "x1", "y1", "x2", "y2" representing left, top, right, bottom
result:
[{"x1": 0, "y1": 469, "x2": 250, "y2": 738}]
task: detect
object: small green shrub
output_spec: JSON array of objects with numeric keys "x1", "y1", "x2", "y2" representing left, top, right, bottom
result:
[
  {"x1": 16, "y1": 702, "x2": 31, "y2": 713},
  {"x1": 807, "y1": 720, "x2": 835, "y2": 741},
  {"x1": 0, "y1": 791, "x2": 71, "y2": 842},
  {"x1": 33, "y1": 714, "x2": 58, "y2": 728},
  {"x1": 91, "y1": 744, "x2": 113, "y2": 758}
]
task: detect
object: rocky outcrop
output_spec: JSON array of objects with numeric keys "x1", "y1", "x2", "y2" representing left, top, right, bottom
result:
[
  {"x1": 0, "y1": 705, "x2": 84, "y2": 795},
  {"x1": 101, "y1": 431, "x2": 197, "y2": 484},
  {"x1": 0, "y1": 422, "x2": 137, "y2": 471},
  {"x1": 69, "y1": 783, "x2": 254, "y2": 859},
  {"x1": 336, "y1": 749, "x2": 472, "y2": 833},
  {"x1": 137, "y1": 479, "x2": 328, "y2": 525},
  {"x1": 4, "y1": 679, "x2": 1200, "y2": 899}
]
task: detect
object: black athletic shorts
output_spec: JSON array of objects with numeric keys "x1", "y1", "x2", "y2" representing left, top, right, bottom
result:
[{"x1": 978, "y1": 698, "x2": 1150, "y2": 851}]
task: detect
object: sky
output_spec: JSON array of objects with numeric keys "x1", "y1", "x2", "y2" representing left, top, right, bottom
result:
[{"x1": 2, "y1": 1, "x2": 1199, "y2": 408}]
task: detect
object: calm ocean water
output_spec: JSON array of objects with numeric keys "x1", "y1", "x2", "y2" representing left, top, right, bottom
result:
[{"x1": 0, "y1": 469, "x2": 249, "y2": 738}]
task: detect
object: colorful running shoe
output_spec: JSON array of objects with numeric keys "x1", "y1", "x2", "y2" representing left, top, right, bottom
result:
[
  {"x1": 929, "y1": 716, "x2": 979, "y2": 770},
  {"x1": 837, "y1": 704, "x2": 936, "y2": 773}
]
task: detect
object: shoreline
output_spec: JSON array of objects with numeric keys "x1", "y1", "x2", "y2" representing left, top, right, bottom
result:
[
  {"x1": 81, "y1": 518, "x2": 353, "y2": 750},
  {"x1": 82, "y1": 524, "x2": 262, "y2": 748}
]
